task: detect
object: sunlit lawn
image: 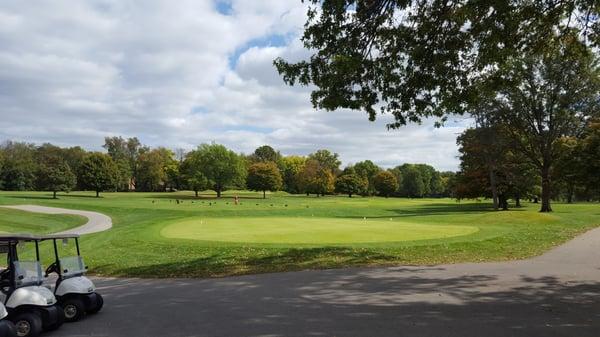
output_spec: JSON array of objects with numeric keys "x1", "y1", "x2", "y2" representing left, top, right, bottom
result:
[{"x1": 0, "y1": 190, "x2": 598, "y2": 278}]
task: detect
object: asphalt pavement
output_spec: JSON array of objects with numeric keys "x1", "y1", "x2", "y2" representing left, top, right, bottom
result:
[{"x1": 47, "y1": 226, "x2": 600, "y2": 337}]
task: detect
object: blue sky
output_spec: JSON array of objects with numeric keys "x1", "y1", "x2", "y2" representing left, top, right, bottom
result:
[{"x1": 0, "y1": 0, "x2": 468, "y2": 171}]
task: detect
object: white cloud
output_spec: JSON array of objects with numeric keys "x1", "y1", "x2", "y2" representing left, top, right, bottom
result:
[{"x1": 0, "y1": 0, "x2": 466, "y2": 171}]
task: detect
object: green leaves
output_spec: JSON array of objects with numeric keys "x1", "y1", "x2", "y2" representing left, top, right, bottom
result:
[
  {"x1": 79, "y1": 153, "x2": 119, "y2": 196},
  {"x1": 277, "y1": 1, "x2": 600, "y2": 127},
  {"x1": 185, "y1": 144, "x2": 246, "y2": 197},
  {"x1": 246, "y1": 162, "x2": 283, "y2": 198}
]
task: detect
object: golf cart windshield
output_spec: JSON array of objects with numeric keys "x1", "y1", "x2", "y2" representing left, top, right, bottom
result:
[
  {"x1": 60, "y1": 256, "x2": 86, "y2": 277},
  {"x1": 13, "y1": 260, "x2": 43, "y2": 287}
]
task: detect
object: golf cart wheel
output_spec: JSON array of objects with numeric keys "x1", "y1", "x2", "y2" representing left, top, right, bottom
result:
[
  {"x1": 88, "y1": 293, "x2": 104, "y2": 314},
  {"x1": 12, "y1": 312, "x2": 42, "y2": 337},
  {"x1": 0, "y1": 320, "x2": 17, "y2": 337},
  {"x1": 62, "y1": 298, "x2": 85, "y2": 322},
  {"x1": 43, "y1": 305, "x2": 65, "y2": 331}
]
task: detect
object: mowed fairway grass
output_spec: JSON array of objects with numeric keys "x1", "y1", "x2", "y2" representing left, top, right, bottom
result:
[
  {"x1": 0, "y1": 207, "x2": 87, "y2": 234},
  {"x1": 0, "y1": 190, "x2": 598, "y2": 278},
  {"x1": 162, "y1": 217, "x2": 479, "y2": 244}
]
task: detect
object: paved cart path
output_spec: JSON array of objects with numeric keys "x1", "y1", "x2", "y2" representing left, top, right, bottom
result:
[
  {"x1": 46, "y1": 225, "x2": 600, "y2": 337},
  {"x1": 1, "y1": 204, "x2": 112, "y2": 235}
]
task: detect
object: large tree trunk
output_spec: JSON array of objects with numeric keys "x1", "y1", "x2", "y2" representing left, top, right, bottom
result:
[
  {"x1": 217, "y1": 189, "x2": 221, "y2": 198},
  {"x1": 195, "y1": 190, "x2": 198, "y2": 197},
  {"x1": 96, "y1": 190, "x2": 100, "y2": 198},
  {"x1": 515, "y1": 193, "x2": 521, "y2": 207},
  {"x1": 263, "y1": 190, "x2": 266, "y2": 199},
  {"x1": 53, "y1": 191, "x2": 57, "y2": 199},
  {"x1": 540, "y1": 165, "x2": 553, "y2": 212}
]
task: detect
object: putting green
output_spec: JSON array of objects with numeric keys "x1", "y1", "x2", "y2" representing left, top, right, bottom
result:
[{"x1": 160, "y1": 217, "x2": 479, "y2": 244}]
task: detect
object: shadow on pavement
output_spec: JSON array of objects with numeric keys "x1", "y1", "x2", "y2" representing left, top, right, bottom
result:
[{"x1": 50, "y1": 267, "x2": 600, "y2": 337}]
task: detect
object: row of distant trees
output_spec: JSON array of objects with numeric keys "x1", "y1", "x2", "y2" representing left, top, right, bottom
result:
[{"x1": 0, "y1": 137, "x2": 454, "y2": 199}]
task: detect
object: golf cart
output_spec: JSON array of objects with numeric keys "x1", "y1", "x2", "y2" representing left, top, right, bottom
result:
[
  {"x1": 0, "y1": 303, "x2": 17, "y2": 337},
  {"x1": 41, "y1": 234, "x2": 103, "y2": 322},
  {"x1": 0, "y1": 234, "x2": 64, "y2": 337}
]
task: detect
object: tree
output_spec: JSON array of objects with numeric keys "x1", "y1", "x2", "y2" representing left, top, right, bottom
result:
[
  {"x1": 279, "y1": 155, "x2": 306, "y2": 193},
  {"x1": 388, "y1": 167, "x2": 402, "y2": 195},
  {"x1": 308, "y1": 149, "x2": 341, "y2": 174},
  {"x1": 276, "y1": 1, "x2": 600, "y2": 212},
  {"x1": 489, "y1": 37, "x2": 600, "y2": 211},
  {"x1": 136, "y1": 148, "x2": 177, "y2": 192},
  {"x1": 335, "y1": 173, "x2": 367, "y2": 197},
  {"x1": 181, "y1": 154, "x2": 207, "y2": 197},
  {"x1": 187, "y1": 172, "x2": 208, "y2": 197},
  {"x1": 247, "y1": 162, "x2": 283, "y2": 198},
  {"x1": 113, "y1": 159, "x2": 133, "y2": 191},
  {"x1": 400, "y1": 166, "x2": 425, "y2": 198},
  {"x1": 440, "y1": 171, "x2": 457, "y2": 198},
  {"x1": 79, "y1": 153, "x2": 118, "y2": 197},
  {"x1": 297, "y1": 159, "x2": 335, "y2": 196},
  {"x1": 188, "y1": 144, "x2": 246, "y2": 198},
  {"x1": 0, "y1": 141, "x2": 37, "y2": 191},
  {"x1": 576, "y1": 119, "x2": 600, "y2": 200},
  {"x1": 104, "y1": 136, "x2": 148, "y2": 190},
  {"x1": 456, "y1": 126, "x2": 537, "y2": 209},
  {"x1": 0, "y1": 149, "x2": 4, "y2": 189},
  {"x1": 456, "y1": 126, "x2": 504, "y2": 210},
  {"x1": 252, "y1": 145, "x2": 281, "y2": 163},
  {"x1": 353, "y1": 160, "x2": 381, "y2": 195},
  {"x1": 62, "y1": 146, "x2": 88, "y2": 190},
  {"x1": 373, "y1": 171, "x2": 398, "y2": 197},
  {"x1": 37, "y1": 160, "x2": 76, "y2": 199},
  {"x1": 275, "y1": 1, "x2": 598, "y2": 126},
  {"x1": 553, "y1": 137, "x2": 585, "y2": 203}
]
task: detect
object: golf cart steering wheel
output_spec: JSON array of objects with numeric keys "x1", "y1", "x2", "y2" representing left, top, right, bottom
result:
[{"x1": 45, "y1": 262, "x2": 58, "y2": 276}]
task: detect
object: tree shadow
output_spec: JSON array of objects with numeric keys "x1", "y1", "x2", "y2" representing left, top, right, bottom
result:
[
  {"x1": 59, "y1": 193, "x2": 104, "y2": 198},
  {"x1": 342, "y1": 202, "x2": 528, "y2": 219},
  {"x1": 147, "y1": 194, "x2": 264, "y2": 201},
  {"x1": 78, "y1": 268, "x2": 600, "y2": 337},
  {"x1": 109, "y1": 247, "x2": 400, "y2": 278},
  {"x1": 0, "y1": 194, "x2": 56, "y2": 200}
]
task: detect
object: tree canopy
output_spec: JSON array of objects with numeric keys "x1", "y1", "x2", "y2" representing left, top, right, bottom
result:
[
  {"x1": 36, "y1": 157, "x2": 76, "y2": 199},
  {"x1": 373, "y1": 171, "x2": 399, "y2": 197},
  {"x1": 335, "y1": 173, "x2": 368, "y2": 197},
  {"x1": 353, "y1": 160, "x2": 381, "y2": 195},
  {"x1": 79, "y1": 153, "x2": 118, "y2": 197},
  {"x1": 252, "y1": 145, "x2": 281, "y2": 163},
  {"x1": 187, "y1": 144, "x2": 246, "y2": 198},
  {"x1": 275, "y1": 1, "x2": 600, "y2": 127},
  {"x1": 275, "y1": 1, "x2": 600, "y2": 211},
  {"x1": 247, "y1": 162, "x2": 283, "y2": 198}
]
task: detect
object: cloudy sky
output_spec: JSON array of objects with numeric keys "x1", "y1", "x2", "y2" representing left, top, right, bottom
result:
[{"x1": 0, "y1": 0, "x2": 469, "y2": 171}]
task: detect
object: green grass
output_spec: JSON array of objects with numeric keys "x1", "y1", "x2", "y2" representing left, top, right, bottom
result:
[
  {"x1": 162, "y1": 217, "x2": 479, "y2": 244},
  {"x1": 0, "y1": 207, "x2": 87, "y2": 234},
  {"x1": 0, "y1": 190, "x2": 598, "y2": 278}
]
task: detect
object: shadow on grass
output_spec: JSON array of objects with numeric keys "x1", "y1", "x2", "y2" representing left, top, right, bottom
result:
[
  {"x1": 147, "y1": 194, "x2": 265, "y2": 201},
  {"x1": 109, "y1": 247, "x2": 398, "y2": 278},
  {"x1": 343, "y1": 202, "x2": 528, "y2": 219},
  {"x1": 60, "y1": 193, "x2": 105, "y2": 198},
  {"x1": 0, "y1": 194, "x2": 56, "y2": 200}
]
